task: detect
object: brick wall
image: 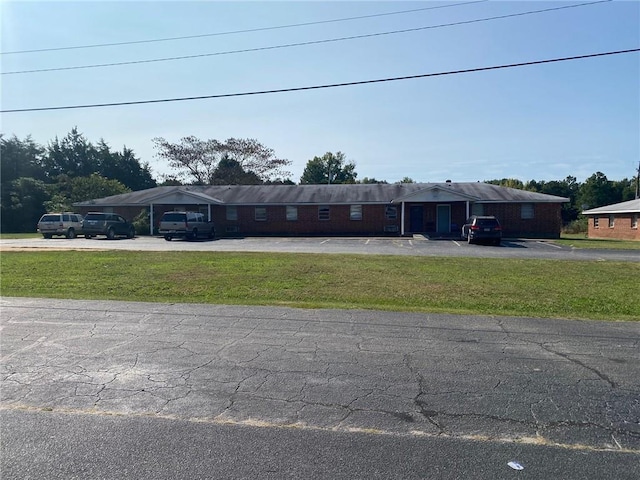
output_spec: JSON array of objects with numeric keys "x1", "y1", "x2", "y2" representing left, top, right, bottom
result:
[
  {"x1": 587, "y1": 215, "x2": 640, "y2": 241},
  {"x1": 78, "y1": 201, "x2": 564, "y2": 238}
]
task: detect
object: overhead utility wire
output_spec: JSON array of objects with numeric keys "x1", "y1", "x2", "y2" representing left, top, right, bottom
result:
[
  {"x1": 0, "y1": 0, "x2": 487, "y2": 55},
  {"x1": 2, "y1": 48, "x2": 637, "y2": 114},
  {"x1": 1, "y1": 0, "x2": 611, "y2": 76}
]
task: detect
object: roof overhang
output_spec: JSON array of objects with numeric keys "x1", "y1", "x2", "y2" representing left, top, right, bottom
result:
[{"x1": 392, "y1": 185, "x2": 479, "y2": 204}]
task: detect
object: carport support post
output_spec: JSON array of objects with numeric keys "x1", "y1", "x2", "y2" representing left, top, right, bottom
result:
[
  {"x1": 149, "y1": 204, "x2": 154, "y2": 236},
  {"x1": 208, "y1": 204, "x2": 211, "y2": 222},
  {"x1": 401, "y1": 201, "x2": 405, "y2": 236},
  {"x1": 466, "y1": 201, "x2": 470, "y2": 220}
]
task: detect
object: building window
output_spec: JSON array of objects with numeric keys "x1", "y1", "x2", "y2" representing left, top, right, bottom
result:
[
  {"x1": 521, "y1": 203, "x2": 534, "y2": 219},
  {"x1": 385, "y1": 205, "x2": 397, "y2": 220},
  {"x1": 608, "y1": 215, "x2": 615, "y2": 228},
  {"x1": 632, "y1": 214, "x2": 638, "y2": 229},
  {"x1": 318, "y1": 206, "x2": 330, "y2": 221},
  {"x1": 226, "y1": 206, "x2": 237, "y2": 221},
  {"x1": 255, "y1": 207, "x2": 267, "y2": 221},
  {"x1": 594, "y1": 217, "x2": 599, "y2": 228},
  {"x1": 471, "y1": 203, "x2": 484, "y2": 216},
  {"x1": 350, "y1": 205, "x2": 362, "y2": 221},
  {"x1": 286, "y1": 206, "x2": 298, "y2": 221}
]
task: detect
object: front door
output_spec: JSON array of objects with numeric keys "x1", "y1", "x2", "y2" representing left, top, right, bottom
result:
[
  {"x1": 436, "y1": 204, "x2": 451, "y2": 233},
  {"x1": 409, "y1": 206, "x2": 424, "y2": 232}
]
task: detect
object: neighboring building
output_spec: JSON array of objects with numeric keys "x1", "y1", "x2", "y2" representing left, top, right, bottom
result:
[
  {"x1": 582, "y1": 199, "x2": 640, "y2": 241},
  {"x1": 74, "y1": 182, "x2": 569, "y2": 238}
]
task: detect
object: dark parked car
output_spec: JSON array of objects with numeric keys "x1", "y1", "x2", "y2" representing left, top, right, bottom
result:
[
  {"x1": 461, "y1": 215, "x2": 502, "y2": 245},
  {"x1": 83, "y1": 212, "x2": 135, "y2": 239}
]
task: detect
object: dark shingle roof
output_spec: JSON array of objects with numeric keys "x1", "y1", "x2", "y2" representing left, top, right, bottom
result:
[{"x1": 74, "y1": 182, "x2": 569, "y2": 207}]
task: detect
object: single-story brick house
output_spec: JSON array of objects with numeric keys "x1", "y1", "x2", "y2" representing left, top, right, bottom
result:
[
  {"x1": 74, "y1": 182, "x2": 569, "y2": 238},
  {"x1": 582, "y1": 199, "x2": 640, "y2": 241}
]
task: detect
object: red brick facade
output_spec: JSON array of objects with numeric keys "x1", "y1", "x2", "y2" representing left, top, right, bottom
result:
[
  {"x1": 587, "y1": 214, "x2": 640, "y2": 241},
  {"x1": 79, "y1": 201, "x2": 564, "y2": 238}
]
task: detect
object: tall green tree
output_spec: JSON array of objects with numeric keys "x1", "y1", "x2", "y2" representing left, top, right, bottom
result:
[
  {"x1": 577, "y1": 172, "x2": 616, "y2": 209},
  {"x1": 299, "y1": 151, "x2": 357, "y2": 184},
  {"x1": 0, "y1": 177, "x2": 50, "y2": 232},
  {"x1": 0, "y1": 134, "x2": 47, "y2": 183}
]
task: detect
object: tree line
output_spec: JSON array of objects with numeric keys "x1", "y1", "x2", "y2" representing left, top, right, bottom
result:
[{"x1": 1, "y1": 129, "x2": 637, "y2": 233}]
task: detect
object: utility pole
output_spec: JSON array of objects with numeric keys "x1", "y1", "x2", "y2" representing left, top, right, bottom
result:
[{"x1": 636, "y1": 160, "x2": 639, "y2": 199}]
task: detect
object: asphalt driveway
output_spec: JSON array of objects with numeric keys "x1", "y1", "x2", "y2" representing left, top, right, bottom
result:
[{"x1": 1, "y1": 235, "x2": 639, "y2": 261}]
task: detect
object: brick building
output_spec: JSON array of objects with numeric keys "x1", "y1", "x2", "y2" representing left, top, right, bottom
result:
[
  {"x1": 74, "y1": 182, "x2": 569, "y2": 238},
  {"x1": 582, "y1": 199, "x2": 640, "y2": 241}
]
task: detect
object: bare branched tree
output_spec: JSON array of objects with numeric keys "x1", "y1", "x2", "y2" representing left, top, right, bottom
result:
[{"x1": 152, "y1": 136, "x2": 291, "y2": 185}]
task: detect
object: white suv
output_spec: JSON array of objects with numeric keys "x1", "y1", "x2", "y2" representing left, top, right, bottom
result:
[{"x1": 37, "y1": 213, "x2": 84, "y2": 239}]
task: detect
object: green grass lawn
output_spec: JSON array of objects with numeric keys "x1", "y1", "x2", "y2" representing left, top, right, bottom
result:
[
  {"x1": 553, "y1": 234, "x2": 640, "y2": 250},
  {"x1": 1, "y1": 251, "x2": 638, "y2": 321}
]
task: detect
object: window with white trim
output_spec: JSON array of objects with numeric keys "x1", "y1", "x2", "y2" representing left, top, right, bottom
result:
[
  {"x1": 608, "y1": 215, "x2": 615, "y2": 228},
  {"x1": 632, "y1": 214, "x2": 638, "y2": 229},
  {"x1": 318, "y1": 206, "x2": 330, "y2": 221},
  {"x1": 226, "y1": 206, "x2": 237, "y2": 221},
  {"x1": 521, "y1": 203, "x2": 534, "y2": 219},
  {"x1": 255, "y1": 207, "x2": 267, "y2": 221},
  {"x1": 286, "y1": 206, "x2": 297, "y2": 221},
  {"x1": 594, "y1": 217, "x2": 599, "y2": 228},
  {"x1": 350, "y1": 205, "x2": 362, "y2": 221}
]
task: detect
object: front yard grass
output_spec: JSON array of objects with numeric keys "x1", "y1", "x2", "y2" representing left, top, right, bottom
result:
[
  {"x1": 1, "y1": 251, "x2": 638, "y2": 321},
  {"x1": 554, "y1": 234, "x2": 640, "y2": 250}
]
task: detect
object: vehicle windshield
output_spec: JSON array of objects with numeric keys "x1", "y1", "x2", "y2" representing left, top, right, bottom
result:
[{"x1": 162, "y1": 213, "x2": 186, "y2": 222}]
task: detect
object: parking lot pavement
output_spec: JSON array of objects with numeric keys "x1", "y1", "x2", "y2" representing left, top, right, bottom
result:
[
  {"x1": 1, "y1": 236, "x2": 639, "y2": 261},
  {"x1": 2, "y1": 297, "x2": 639, "y2": 452}
]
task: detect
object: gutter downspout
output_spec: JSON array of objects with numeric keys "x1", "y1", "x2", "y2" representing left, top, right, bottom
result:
[
  {"x1": 466, "y1": 201, "x2": 470, "y2": 220},
  {"x1": 208, "y1": 204, "x2": 211, "y2": 222},
  {"x1": 401, "y1": 201, "x2": 406, "y2": 236},
  {"x1": 149, "y1": 203, "x2": 154, "y2": 236}
]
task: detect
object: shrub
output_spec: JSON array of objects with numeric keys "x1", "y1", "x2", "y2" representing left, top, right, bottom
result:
[
  {"x1": 132, "y1": 209, "x2": 151, "y2": 236},
  {"x1": 563, "y1": 216, "x2": 588, "y2": 234}
]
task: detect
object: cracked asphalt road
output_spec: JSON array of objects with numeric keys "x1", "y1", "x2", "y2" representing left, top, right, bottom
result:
[{"x1": 1, "y1": 297, "x2": 638, "y2": 454}]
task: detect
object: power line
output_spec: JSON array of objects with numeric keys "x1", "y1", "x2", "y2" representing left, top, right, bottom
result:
[
  {"x1": 2, "y1": 0, "x2": 612, "y2": 76},
  {"x1": 2, "y1": 48, "x2": 637, "y2": 114},
  {"x1": 0, "y1": 0, "x2": 487, "y2": 55}
]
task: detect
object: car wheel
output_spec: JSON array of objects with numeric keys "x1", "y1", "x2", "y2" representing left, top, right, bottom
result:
[
  {"x1": 189, "y1": 229, "x2": 198, "y2": 240},
  {"x1": 494, "y1": 238, "x2": 501, "y2": 246},
  {"x1": 85, "y1": 234, "x2": 92, "y2": 239},
  {"x1": 164, "y1": 235, "x2": 172, "y2": 241},
  {"x1": 66, "y1": 228, "x2": 76, "y2": 239},
  {"x1": 208, "y1": 228, "x2": 215, "y2": 239},
  {"x1": 43, "y1": 234, "x2": 52, "y2": 239},
  {"x1": 106, "y1": 228, "x2": 115, "y2": 240},
  {"x1": 127, "y1": 228, "x2": 135, "y2": 239}
]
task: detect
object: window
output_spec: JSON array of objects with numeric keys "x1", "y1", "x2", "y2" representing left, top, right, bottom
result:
[
  {"x1": 286, "y1": 206, "x2": 298, "y2": 221},
  {"x1": 521, "y1": 203, "x2": 534, "y2": 219},
  {"x1": 594, "y1": 217, "x2": 599, "y2": 228},
  {"x1": 350, "y1": 205, "x2": 362, "y2": 221},
  {"x1": 255, "y1": 207, "x2": 267, "y2": 221},
  {"x1": 318, "y1": 206, "x2": 330, "y2": 221},
  {"x1": 471, "y1": 203, "x2": 484, "y2": 216},
  {"x1": 632, "y1": 214, "x2": 638, "y2": 229},
  {"x1": 385, "y1": 205, "x2": 397, "y2": 220},
  {"x1": 608, "y1": 215, "x2": 615, "y2": 228},
  {"x1": 226, "y1": 206, "x2": 237, "y2": 221}
]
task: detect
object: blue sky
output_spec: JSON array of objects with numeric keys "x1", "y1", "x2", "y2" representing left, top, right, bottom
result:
[{"x1": 1, "y1": 1, "x2": 638, "y2": 184}]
